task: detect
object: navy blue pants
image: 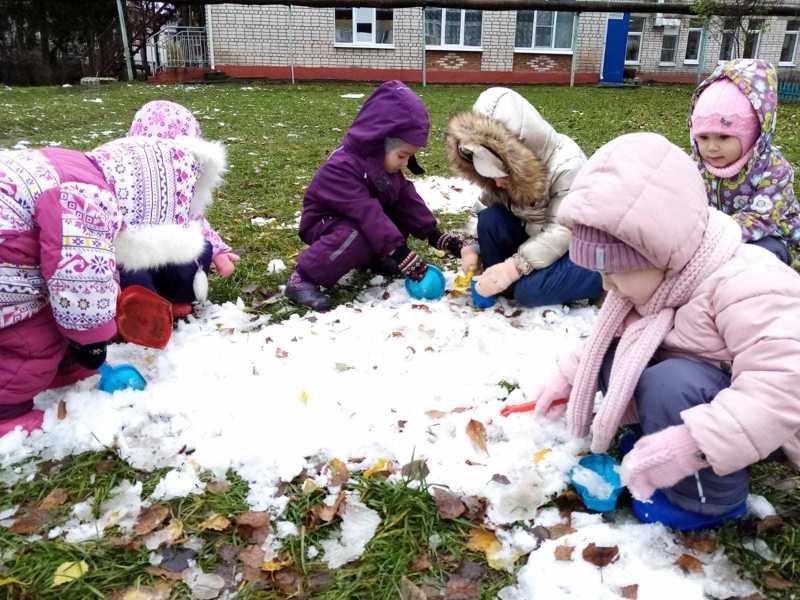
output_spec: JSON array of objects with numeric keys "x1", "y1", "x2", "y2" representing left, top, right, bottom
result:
[
  {"x1": 599, "y1": 340, "x2": 749, "y2": 515},
  {"x1": 750, "y1": 236, "x2": 790, "y2": 265},
  {"x1": 477, "y1": 205, "x2": 602, "y2": 307},
  {"x1": 119, "y1": 242, "x2": 213, "y2": 304}
]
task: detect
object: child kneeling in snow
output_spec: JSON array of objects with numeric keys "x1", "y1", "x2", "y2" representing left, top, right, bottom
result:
[
  {"x1": 531, "y1": 132, "x2": 800, "y2": 530},
  {"x1": 124, "y1": 100, "x2": 239, "y2": 317},
  {"x1": 286, "y1": 80, "x2": 468, "y2": 311},
  {"x1": 0, "y1": 135, "x2": 226, "y2": 437}
]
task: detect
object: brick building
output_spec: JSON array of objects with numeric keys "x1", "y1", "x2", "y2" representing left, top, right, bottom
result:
[{"x1": 152, "y1": 3, "x2": 800, "y2": 84}]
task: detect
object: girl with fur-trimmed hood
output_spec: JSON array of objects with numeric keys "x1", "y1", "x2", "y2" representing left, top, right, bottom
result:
[
  {"x1": 446, "y1": 87, "x2": 601, "y2": 306},
  {"x1": 0, "y1": 135, "x2": 226, "y2": 437}
]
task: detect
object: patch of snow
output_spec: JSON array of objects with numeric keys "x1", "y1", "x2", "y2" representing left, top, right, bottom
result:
[
  {"x1": 267, "y1": 259, "x2": 286, "y2": 274},
  {"x1": 414, "y1": 176, "x2": 484, "y2": 214},
  {"x1": 320, "y1": 493, "x2": 381, "y2": 568},
  {"x1": 746, "y1": 494, "x2": 776, "y2": 519},
  {"x1": 571, "y1": 465, "x2": 614, "y2": 500},
  {"x1": 340, "y1": 93, "x2": 365, "y2": 99}
]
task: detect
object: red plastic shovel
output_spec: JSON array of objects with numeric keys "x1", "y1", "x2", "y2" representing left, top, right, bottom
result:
[
  {"x1": 116, "y1": 285, "x2": 173, "y2": 349},
  {"x1": 500, "y1": 397, "x2": 568, "y2": 417}
]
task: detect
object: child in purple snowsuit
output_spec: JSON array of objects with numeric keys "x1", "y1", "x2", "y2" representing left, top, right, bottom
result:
[
  {"x1": 286, "y1": 81, "x2": 467, "y2": 311},
  {"x1": 125, "y1": 100, "x2": 239, "y2": 315},
  {"x1": 690, "y1": 59, "x2": 799, "y2": 267},
  {"x1": 0, "y1": 135, "x2": 227, "y2": 437}
]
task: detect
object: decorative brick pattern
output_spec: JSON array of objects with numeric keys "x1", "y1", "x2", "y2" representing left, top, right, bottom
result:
[
  {"x1": 513, "y1": 53, "x2": 571, "y2": 72},
  {"x1": 426, "y1": 51, "x2": 481, "y2": 71}
]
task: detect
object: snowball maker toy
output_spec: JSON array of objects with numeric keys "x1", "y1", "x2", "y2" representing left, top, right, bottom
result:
[
  {"x1": 569, "y1": 453, "x2": 624, "y2": 512},
  {"x1": 98, "y1": 363, "x2": 147, "y2": 393},
  {"x1": 405, "y1": 265, "x2": 446, "y2": 300},
  {"x1": 470, "y1": 278, "x2": 497, "y2": 309}
]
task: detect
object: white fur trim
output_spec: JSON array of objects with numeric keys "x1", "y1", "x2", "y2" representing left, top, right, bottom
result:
[
  {"x1": 178, "y1": 137, "x2": 228, "y2": 217},
  {"x1": 193, "y1": 268, "x2": 209, "y2": 303},
  {"x1": 115, "y1": 223, "x2": 205, "y2": 271}
]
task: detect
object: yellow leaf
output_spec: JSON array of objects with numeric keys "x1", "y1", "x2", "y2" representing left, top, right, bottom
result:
[
  {"x1": 52, "y1": 560, "x2": 89, "y2": 587},
  {"x1": 262, "y1": 557, "x2": 293, "y2": 572},
  {"x1": 0, "y1": 577, "x2": 20, "y2": 586},
  {"x1": 199, "y1": 513, "x2": 231, "y2": 531},
  {"x1": 533, "y1": 448, "x2": 552, "y2": 464},
  {"x1": 363, "y1": 458, "x2": 394, "y2": 479},
  {"x1": 466, "y1": 528, "x2": 501, "y2": 554},
  {"x1": 451, "y1": 272, "x2": 474, "y2": 296},
  {"x1": 299, "y1": 389, "x2": 309, "y2": 405},
  {"x1": 301, "y1": 479, "x2": 320, "y2": 494}
]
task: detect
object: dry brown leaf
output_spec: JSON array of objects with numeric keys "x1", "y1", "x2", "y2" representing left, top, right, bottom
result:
[
  {"x1": 312, "y1": 504, "x2": 338, "y2": 522},
  {"x1": 134, "y1": 505, "x2": 169, "y2": 537},
  {"x1": 105, "y1": 584, "x2": 173, "y2": 600},
  {"x1": 433, "y1": 487, "x2": 465, "y2": 520},
  {"x1": 531, "y1": 525, "x2": 551, "y2": 540},
  {"x1": 391, "y1": 331, "x2": 404, "y2": 338},
  {"x1": 238, "y1": 544, "x2": 265, "y2": 569},
  {"x1": 466, "y1": 419, "x2": 488, "y2": 455},
  {"x1": 548, "y1": 523, "x2": 577, "y2": 539},
  {"x1": 57, "y1": 399, "x2": 67, "y2": 420},
  {"x1": 425, "y1": 410, "x2": 447, "y2": 419},
  {"x1": 446, "y1": 574, "x2": 481, "y2": 599},
  {"x1": 763, "y1": 574, "x2": 794, "y2": 590},
  {"x1": 325, "y1": 458, "x2": 349, "y2": 487},
  {"x1": 464, "y1": 460, "x2": 486, "y2": 467},
  {"x1": 401, "y1": 459, "x2": 430, "y2": 481},
  {"x1": 145, "y1": 566, "x2": 184, "y2": 581},
  {"x1": 756, "y1": 515, "x2": 785, "y2": 536},
  {"x1": 95, "y1": 459, "x2": 116, "y2": 474},
  {"x1": 399, "y1": 576, "x2": 428, "y2": 600},
  {"x1": 39, "y1": 488, "x2": 68, "y2": 511},
  {"x1": 451, "y1": 406, "x2": 473, "y2": 414},
  {"x1": 235, "y1": 511, "x2": 270, "y2": 529},
  {"x1": 206, "y1": 480, "x2": 231, "y2": 495},
  {"x1": 620, "y1": 584, "x2": 639, "y2": 599},
  {"x1": 275, "y1": 347, "x2": 289, "y2": 358},
  {"x1": 411, "y1": 304, "x2": 432, "y2": 313},
  {"x1": 465, "y1": 528, "x2": 501, "y2": 555},
  {"x1": 491, "y1": 474, "x2": 510, "y2": 485},
  {"x1": 463, "y1": 496, "x2": 488, "y2": 523},
  {"x1": 582, "y1": 543, "x2": 619, "y2": 568},
  {"x1": 554, "y1": 545, "x2": 574, "y2": 561},
  {"x1": 408, "y1": 554, "x2": 433, "y2": 573},
  {"x1": 273, "y1": 567, "x2": 301, "y2": 595},
  {"x1": 677, "y1": 532, "x2": 718, "y2": 554},
  {"x1": 9, "y1": 505, "x2": 49, "y2": 535},
  {"x1": 199, "y1": 513, "x2": 231, "y2": 532},
  {"x1": 674, "y1": 553, "x2": 705, "y2": 574}
]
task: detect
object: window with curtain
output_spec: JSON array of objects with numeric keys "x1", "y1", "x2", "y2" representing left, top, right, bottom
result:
[
  {"x1": 780, "y1": 19, "x2": 800, "y2": 65},
  {"x1": 684, "y1": 19, "x2": 704, "y2": 64},
  {"x1": 625, "y1": 16, "x2": 645, "y2": 64},
  {"x1": 335, "y1": 8, "x2": 393, "y2": 45},
  {"x1": 719, "y1": 17, "x2": 737, "y2": 61},
  {"x1": 425, "y1": 8, "x2": 482, "y2": 48},
  {"x1": 743, "y1": 18, "x2": 763, "y2": 59},
  {"x1": 660, "y1": 26, "x2": 679, "y2": 64},
  {"x1": 515, "y1": 10, "x2": 575, "y2": 51}
]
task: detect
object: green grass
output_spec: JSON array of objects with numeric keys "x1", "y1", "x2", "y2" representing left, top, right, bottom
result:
[{"x1": 1, "y1": 81, "x2": 800, "y2": 599}]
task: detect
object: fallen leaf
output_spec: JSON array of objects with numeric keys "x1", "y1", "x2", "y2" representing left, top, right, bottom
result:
[
  {"x1": 466, "y1": 419, "x2": 488, "y2": 455},
  {"x1": 391, "y1": 331, "x2": 404, "y2": 337},
  {"x1": 160, "y1": 547, "x2": 198, "y2": 573},
  {"x1": 554, "y1": 545, "x2": 574, "y2": 561},
  {"x1": 273, "y1": 567, "x2": 301, "y2": 595},
  {"x1": 241, "y1": 283, "x2": 258, "y2": 294},
  {"x1": 466, "y1": 528, "x2": 501, "y2": 554},
  {"x1": 334, "y1": 362, "x2": 354, "y2": 372},
  {"x1": 398, "y1": 419, "x2": 408, "y2": 430},
  {"x1": 408, "y1": 554, "x2": 432, "y2": 572},
  {"x1": 238, "y1": 544, "x2": 265, "y2": 569},
  {"x1": 146, "y1": 566, "x2": 184, "y2": 581},
  {"x1": 424, "y1": 346, "x2": 434, "y2": 352},
  {"x1": 0, "y1": 577, "x2": 21, "y2": 586},
  {"x1": 756, "y1": 515, "x2": 785, "y2": 536},
  {"x1": 464, "y1": 460, "x2": 486, "y2": 466},
  {"x1": 463, "y1": 496, "x2": 487, "y2": 523},
  {"x1": 363, "y1": 458, "x2": 394, "y2": 479},
  {"x1": 235, "y1": 511, "x2": 269, "y2": 529},
  {"x1": 134, "y1": 505, "x2": 169, "y2": 536},
  {"x1": 95, "y1": 459, "x2": 116, "y2": 473},
  {"x1": 620, "y1": 584, "x2": 639, "y2": 599},
  {"x1": 674, "y1": 553, "x2": 704, "y2": 574},
  {"x1": 325, "y1": 458, "x2": 349, "y2": 487},
  {"x1": 451, "y1": 406, "x2": 472, "y2": 414},
  {"x1": 56, "y1": 399, "x2": 67, "y2": 420},
  {"x1": 307, "y1": 570, "x2": 335, "y2": 593},
  {"x1": 199, "y1": 513, "x2": 231, "y2": 532},
  {"x1": 52, "y1": 560, "x2": 89, "y2": 587},
  {"x1": 399, "y1": 575, "x2": 427, "y2": 600},
  {"x1": 411, "y1": 304, "x2": 431, "y2": 313},
  {"x1": 533, "y1": 448, "x2": 552, "y2": 464},
  {"x1": 109, "y1": 584, "x2": 173, "y2": 600},
  {"x1": 206, "y1": 480, "x2": 231, "y2": 495},
  {"x1": 182, "y1": 568, "x2": 225, "y2": 599},
  {"x1": 446, "y1": 574, "x2": 481, "y2": 599},
  {"x1": 677, "y1": 532, "x2": 718, "y2": 554},
  {"x1": 433, "y1": 487, "x2": 465, "y2": 520},
  {"x1": 217, "y1": 544, "x2": 240, "y2": 564},
  {"x1": 9, "y1": 505, "x2": 49, "y2": 535},
  {"x1": 275, "y1": 347, "x2": 289, "y2": 358},
  {"x1": 401, "y1": 459, "x2": 430, "y2": 481},
  {"x1": 143, "y1": 519, "x2": 183, "y2": 551},
  {"x1": 299, "y1": 389, "x2": 309, "y2": 405},
  {"x1": 548, "y1": 523, "x2": 577, "y2": 539},
  {"x1": 262, "y1": 557, "x2": 293, "y2": 572},
  {"x1": 425, "y1": 410, "x2": 447, "y2": 419},
  {"x1": 582, "y1": 543, "x2": 619, "y2": 567},
  {"x1": 301, "y1": 478, "x2": 320, "y2": 494},
  {"x1": 763, "y1": 574, "x2": 793, "y2": 590},
  {"x1": 531, "y1": 525, "x2": 551, "y2": 540},
  {"x1": 491, "y1": 474, "x2": 510, "y2": 485},
  {"x1": 39, "y1": 488, "x2": 68, "y2": 511}
]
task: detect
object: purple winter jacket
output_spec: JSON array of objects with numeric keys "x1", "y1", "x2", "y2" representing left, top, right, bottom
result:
[{"x1": 299, "y1": 81, "x2": 437, "y2": 257}]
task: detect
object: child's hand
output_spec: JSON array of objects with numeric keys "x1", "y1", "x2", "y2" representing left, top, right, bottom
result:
[
  {"x1": 460, "y1": 245, "x2": 480, "y2": 274},
  {"x1": 213, "y1": 252, "x2": 240, "y2": 278},
  {"x1": 399, "y1": 251, "x2": 428, "y2": 282},
  {"x1": 531, "y1": 373, "x2": 572, "y2": 420},
  {"x1": 475, "y1": 258, "x2": 520, "y2": 296}
]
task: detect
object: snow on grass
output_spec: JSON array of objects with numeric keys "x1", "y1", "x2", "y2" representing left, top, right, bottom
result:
[{"x1": 415, "y1": 175, "x2": 483, "y2": 214}]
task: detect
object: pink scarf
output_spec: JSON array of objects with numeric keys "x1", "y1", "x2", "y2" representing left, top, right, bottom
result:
[{"x1": 567, "y1": 209, "x2": 743, "y2": 453}]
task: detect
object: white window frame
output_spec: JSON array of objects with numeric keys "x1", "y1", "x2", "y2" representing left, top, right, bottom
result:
[
  {"x1": 334, "y1": 8, "x2": 394, "y2": 49},
  {"x1": 780, "y1": 19, "x2": 800, "y2": 66},
  {"x1": 719, "y1": 17, "x2": 737, "y2": 62},
  {"x1": 743, "y1": 18, "x2": 763, "y2": 59},
  {"x1": 659, "y1": 25, "x2": 680, "y2": 65},
  {"x1": 625, "y1": 15, "x2": 645, "y2": 65},
  {"x1": 514, "y1": 11, "x2": 576, "y2": 55},
  {"x1": 425, "y1": 8, "x2": 483, "y2": 51},
  {"x1": 684, "y1": 20, "x2": 703, "y2": 65}
]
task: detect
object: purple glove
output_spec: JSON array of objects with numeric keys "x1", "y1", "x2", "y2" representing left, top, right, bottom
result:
[{"x1": 619, "y1": 424, "x2": 708, "y2": 501}]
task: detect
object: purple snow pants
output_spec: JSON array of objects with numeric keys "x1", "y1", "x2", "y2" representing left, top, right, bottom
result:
[{"x1": 600, "y1": 340, "x2": 749, "y2": 515}]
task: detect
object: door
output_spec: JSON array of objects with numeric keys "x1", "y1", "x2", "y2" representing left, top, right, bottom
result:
[{"x1": 601, "y1": 12, "x2": 630, "y2": 84}]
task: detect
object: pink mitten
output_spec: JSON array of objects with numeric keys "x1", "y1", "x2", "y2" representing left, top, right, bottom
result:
[
  {"x1": 460, "y1": 245, "x2": 480, "y2": 274},
  {"x1": 532, "y1": 372, "x2": 573, "y2": 420},
  {"x1": 213, "y1": 252, "x2": 240, "y2": 278},
  {"x1": 475, "y1": 258, "x2": 521, "y2": 296},
  {"x1": 619, "y1": 425, "x2": 708, "y2": 501}
]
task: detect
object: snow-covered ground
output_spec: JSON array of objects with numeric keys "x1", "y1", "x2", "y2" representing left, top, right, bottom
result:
[{"x1": 0, "y1": 177, "x2": 762, "y2": 599}]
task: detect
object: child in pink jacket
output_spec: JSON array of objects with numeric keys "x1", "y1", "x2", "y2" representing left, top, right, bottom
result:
[
  {"x1": 531, "y1": 132, "x2": 800, "y2": 530},
  {"x1": 126, "y1": 100, "x2": 239, "y2": 315}
]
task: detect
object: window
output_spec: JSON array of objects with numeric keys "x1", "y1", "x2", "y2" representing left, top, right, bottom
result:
[
  {"x1": 684, "y1": 18, "x2": 704, "y2": 64},
  {"x1": 625, "y1": 16, "x2": 645, "y2": 64},
  {"x1": 334, "y1": 8, "x2": 393, "y2": 46},
  {"x1": 719, "y1": 17, "x2": 737, "y2": 61},
  {"x1": 780, "y1": 19, "x2": 800, "y2": 65},
  {"x1": 515, "y1": 11, "x2": 575, "y2": 52},
  {"x1": 660, "y1": 26, "x2": 679, "y2": 64},
  {"x1": 425, "y1": 9, "x2": 482, "y2": 48},
  {"x1": 744, "y1": 18, "x2": 763, "y2": 58}
]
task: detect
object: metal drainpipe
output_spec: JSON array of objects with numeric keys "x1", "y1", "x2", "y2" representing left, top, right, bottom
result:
[
  {"x1": 421, "y1": 7, "x2": 427, "y2": 87},
  {"x1": 570, "y1": 12, "x2": 580, "y2": 87},
  {"x1": 115, "y1": 0, "x2": 134, "y2": 81},
  {"x1": 206, "y1": 4, "x2": 216, "y2": 70},
  {"x1": 289, "y1": 4, "x2": 296, "y2": 84},
  {"x1": 695, "y1": 22, "x2": 707, "y2": 84}
]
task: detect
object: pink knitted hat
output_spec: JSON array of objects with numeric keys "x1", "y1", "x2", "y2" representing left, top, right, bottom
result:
[
  {"x1": 569, "y1": 224, "x2": 654, "y2": 273},
  {"x1": 691, "y1": 78, "x2": 760, "y2": 154}
]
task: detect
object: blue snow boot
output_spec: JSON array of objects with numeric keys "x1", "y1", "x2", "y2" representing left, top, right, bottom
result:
[
  {"x1": 632, "y1": 490, "x2": 747, "y2": 531},
  {"x1": 285, "y1": 271, "x2": 332, "y2": 311}
]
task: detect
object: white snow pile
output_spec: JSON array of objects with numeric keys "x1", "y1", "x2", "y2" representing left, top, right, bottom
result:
[{"x1": 415, "y1": 175, "x2": 483, "y2": 214}]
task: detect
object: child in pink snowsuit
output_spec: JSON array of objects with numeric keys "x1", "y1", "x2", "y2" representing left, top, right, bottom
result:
[
  {"x1": 0, "y1": 135, "x2": 227, "y2": 437},
  {"x1": 531, "y1": 132, "x2": 800, "y2": 530},
  {"x1": 125, "y1": 100, "x2": 239, "y2": 314}
]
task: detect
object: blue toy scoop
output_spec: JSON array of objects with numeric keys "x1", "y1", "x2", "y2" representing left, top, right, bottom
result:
[
  {"x1": 98, "y1": 363, "x2": 147, "y2": 393},
  {"x1": 569, "y1": 453, "x2": 624, "y2": 512},
  {"x1": 405, "y1": 265, "x2": 446, "y2": 300}
]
